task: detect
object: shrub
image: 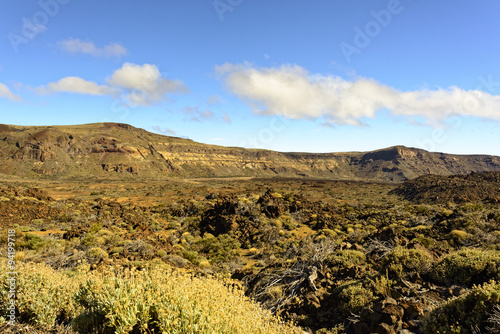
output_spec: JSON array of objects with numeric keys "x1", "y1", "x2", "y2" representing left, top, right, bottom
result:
[
  {"x1": 183, "y1": 250, "x2": 201, "y2": 265},
  {"x1": 413, "y1": 235, "x2": 436, "y2": 248},
  {"x1": 327, "y1": 250, "x2": 366, "y2": 268},
  {"x1": 156, "y1": 250, "x2": 167, "y2": 258},
  {"x1": 0, "y1": 260, "x2": 298, "y2": 333},
  {"x1": 382, "y1": 246, "x2": 433, "y2": 277},
  {"x1": 124, "y1": 239, "x2": 154, "y2": 257},
  {"x1": 20, "y1": 233, "x2": 48, "y2": 251},
  {"x1": 460, "y1": 203, "x2": 484, "y2": 212},
  {"x1": 431, "y1": 248, "x2": 500, "y2": 286},
  {"x1": 195, "y1": 233, "x2": 240, "y2": 264},
  {"x1": 0, "y1": 261, "x2": 83, "y2": 326},
  {"x1": 87, "y1": 247, "x2": 108, "y2": 261},
  {"x1": 73, "y1": 264, "x2": 299, "y2": 333},
  {"x1": 423, "y1": 281, "x2": 500, "y2": 333},
  {"x1": 449, "y1": 229, "x2": 469, "y2": 242},
  {"x1": 110, "y1": 246, "x2": 124, "y2": 255},
  {"x1": 31, "y1": 218, "x2": 44, "y2": 227},
  {"x1": 88, "y1": 222, "x2": 102, "y2": 234},
  {"x1": 335, "y1": 281, "x2": 374, "y2": 315}
]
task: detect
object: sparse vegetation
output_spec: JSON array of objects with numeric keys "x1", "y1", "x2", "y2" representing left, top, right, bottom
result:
[{"x1": 2, "y1": 173, "x2": 500, "y2": 333}]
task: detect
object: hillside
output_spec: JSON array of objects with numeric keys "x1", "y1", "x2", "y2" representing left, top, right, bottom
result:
[
  {"x1": 1, "y1": 122, "x2": 500, "y2": 182},
  {"x1": 391, "y1": 171, "x2": 500, "y2": 204}
]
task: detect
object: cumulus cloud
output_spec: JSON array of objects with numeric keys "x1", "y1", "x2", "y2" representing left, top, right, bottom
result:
[
  {"x1": 216, "y1": 63, "x2": 500, "y2": 125},
  {"x1": 108, "y1": 63, "x2": 188, "y2": 106},
  {"x1": 0, "y1": 83, "x2": 22, "y2": 101},
  {"x1": 37, "y1": 77, "x2": 111, "y2": 95},
  {"x1": 58, "y1": 38, "x2": 127, "y2": 58},
  {"x1": 35, "y1": 63, "x2": 188, "y2": 107}
]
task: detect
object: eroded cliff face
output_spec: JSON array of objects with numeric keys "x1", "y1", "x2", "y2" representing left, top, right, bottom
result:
[{"x1": 1, "y1": 123, "x2": 500, "y2": 182}]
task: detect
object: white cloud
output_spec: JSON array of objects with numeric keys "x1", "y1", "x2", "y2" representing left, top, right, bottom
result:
[
  {"x1": 0, "y1": 83, "x2": 21, "y2": 101},
  {"x1": 216, "y1": 63, "x2": 500, "y2": 125},
  {"x1": 58, "y1": 38, "x2": 127, "y2": 58},
  {"x1": 37, "y1": 77, "x2": 111, "y2": 95},
  {"x1": 34, "y1": 63, "x2": 188, "y2": 107},
  {"x1": 108, "y1": 63, "x2": 188, "y2": 106}
]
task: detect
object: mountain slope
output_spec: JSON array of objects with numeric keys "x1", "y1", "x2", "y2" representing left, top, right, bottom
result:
[
  {"x1": 391, "y1": 172, "x2": 500, "y2": 204},
  {"x1": 1, "y1": 123, "x2": 500, "y2": 182}
]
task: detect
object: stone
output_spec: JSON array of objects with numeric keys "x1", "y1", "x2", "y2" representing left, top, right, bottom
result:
[{"x1": 375, "y1": 323, "x2": 396, "y2": 334}]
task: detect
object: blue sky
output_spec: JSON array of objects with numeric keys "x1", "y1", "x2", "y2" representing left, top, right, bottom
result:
[{"x1": 1, "y1": 0, "x2": 500, "y2": 155}]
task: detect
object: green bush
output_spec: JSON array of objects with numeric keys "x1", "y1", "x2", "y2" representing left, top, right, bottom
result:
[
  {"x1": 20, "y1": 233, "x2": 48, "y2": 251},
  {"x1": 156, "y1": 250, "x2": 167, "y2": 258},
  {"x1": 110, "y1": 246, "x2": 124, "y2": 255},
  {"x1": 423, "y1": 281, "x2": 500, "y2": 334},
  {"x1": 88, "y1": 222, "x2": 102, "y2": 234},
  {"x1": 382, "y1": 246, "x2": 433, "y2": 277},
  {"x1": 31, "y1": 218, "x2": 44, "y2": 226},
  {"x1": 335, "y1": 281, "x2": 374, "y2": 316},
  {"x1": 87, "y1": 247, "x2": 108, "y2": 261},
  {"x1": 431, "y1": 248, "x2": 500, "y2": 286},
  {"x1": 327, "y1": 250, "x2": 366, "y2": 268},
  {"x1": 183, "y1": 250, "x2": 201, "y2": 266},
  {"x1": 195, "y1": 233, "x2": 240, "y2": 264}
]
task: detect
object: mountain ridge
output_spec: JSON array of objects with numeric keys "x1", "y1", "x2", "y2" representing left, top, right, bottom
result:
[{"x1": 1, "y1": 122, "x2": 500, "y2": 182}]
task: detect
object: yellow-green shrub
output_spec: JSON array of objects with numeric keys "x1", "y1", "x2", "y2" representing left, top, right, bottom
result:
[
  {"x1": 382, "y1": 246, "x2": 433, "y2": 277},
  {"x1": 0, "y1": 260, "x2": 298, "y2": 333},
  {"x1": 431, "y1": 248, "x2": 500, "y2": 286},
  {"x1": 423, "y1": 281, "x2": 500, "y2": 334},
  {"x1": 87, "y1": 247, "x2": 108, "y2": 261},
  {"x1": 335, "y1": 281, "x2": 374, "y2": 316},
  {"x1": 327, "y1": 250, "x2": 366, "y2": 268},
  {"x1": 75, "y1": 265, "x2": 298, "y2": 334},
  {"x1": 19, "y1": 233, "x2": 50, "y2": 251},
  {"x1": 0, "y1": 261, "x2": 84, "y2": 326}
]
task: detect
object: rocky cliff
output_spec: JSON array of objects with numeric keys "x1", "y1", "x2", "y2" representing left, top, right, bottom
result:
[{"x1": 1, "y1": 123, "x2": 499, "y2": 182}]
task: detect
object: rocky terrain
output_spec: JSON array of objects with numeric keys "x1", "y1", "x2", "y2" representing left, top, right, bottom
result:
[
  {"x1": 1, "y1": 174, "x2": 500, "y2": 333},
  {"x1": 391, "y1": 172, "x2": 500, "y2": 204},
  {"x1": 1, "y1": 122, "x2": 500, "y2": 182}
]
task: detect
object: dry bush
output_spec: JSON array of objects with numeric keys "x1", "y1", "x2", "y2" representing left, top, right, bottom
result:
[
  {"x1": 364, "y1": 238, "x2": 395, "y2": 259},
  {"x1": 487, "y1": 304, "x2": 500, "y2": 333},
  {"x1": 123, "y1": 239, "x2": 153, "y2": 258},
  {"x1": 252, "y1": 238, "x2": 336, "y2": 313}
]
